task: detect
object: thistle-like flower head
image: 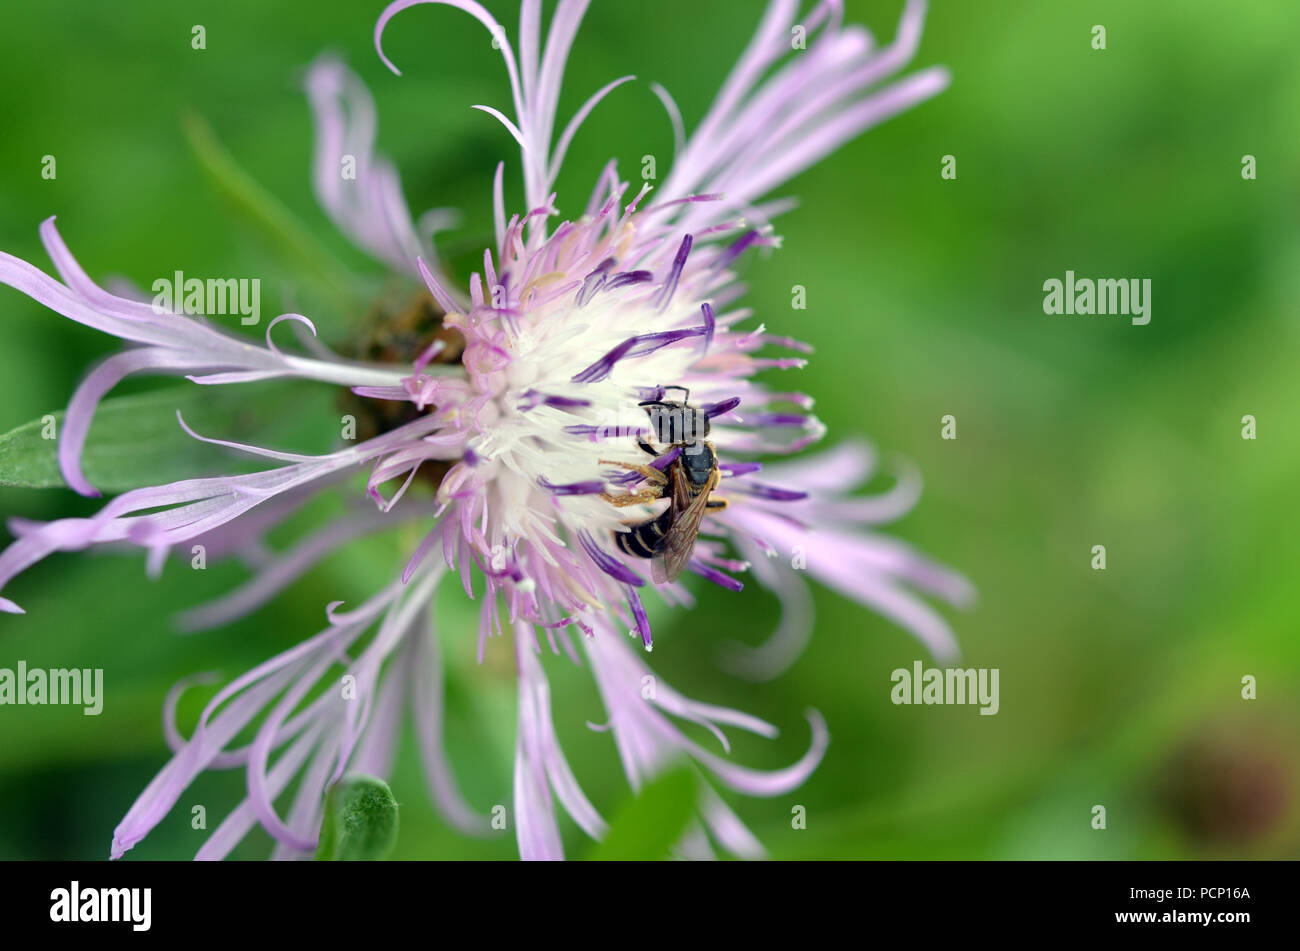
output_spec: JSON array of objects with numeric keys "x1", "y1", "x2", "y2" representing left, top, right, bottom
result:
[{"x1": 0, "y1": 0, "x2": 970, "y2": 860}]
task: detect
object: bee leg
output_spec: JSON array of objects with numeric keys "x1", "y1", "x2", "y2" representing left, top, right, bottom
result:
[
  {"x1": 598, "y1": 459, "x2": 669, "y2": 485},
  {"x1": 600, "y1": 488, "x2": 663, "y2": 507},
  {"x1": 705, "y1": 497, "x2": 729, "y2": 511}
]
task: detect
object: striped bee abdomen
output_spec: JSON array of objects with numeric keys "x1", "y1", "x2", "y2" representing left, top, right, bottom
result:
[{"x1": 614, "y1": 507, "x2": 673, "y2": 559}]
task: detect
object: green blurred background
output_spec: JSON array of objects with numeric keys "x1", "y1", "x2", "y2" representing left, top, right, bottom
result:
[{"x1": 1, "y1": 0, "x2": 1297, "y2": 859}]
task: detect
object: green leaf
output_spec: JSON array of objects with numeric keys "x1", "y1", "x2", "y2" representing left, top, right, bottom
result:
[
  {"x1": 0, "y1": 382, "x2": 337, "y2": 491},
  {"x1": 588, "y1": 765, "x2": 697, "y2": 861},
  {"x1": 180, "y1": 110, "x2": 361, "y2": 306},
  {"x1": 315, "y1": 774, "x2": 400, "y2": 861}
]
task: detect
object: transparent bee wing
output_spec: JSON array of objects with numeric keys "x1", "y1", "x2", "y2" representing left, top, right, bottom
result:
[
  {"x1": 650, "y1": 549, "x2": 671, "y2": 584},
  {"x1": 654, "y1": 468, "x2": 717, "y2": 583}
]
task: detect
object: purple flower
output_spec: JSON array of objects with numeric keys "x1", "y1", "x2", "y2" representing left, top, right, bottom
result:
[{"x1": 0, "y1": 0, "x2": 963, "y2": 860}]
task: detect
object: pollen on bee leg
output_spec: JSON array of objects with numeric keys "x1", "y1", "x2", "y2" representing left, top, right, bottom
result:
[{"x1": 600, "y1": 488, "x2": 661, "y2": 507}]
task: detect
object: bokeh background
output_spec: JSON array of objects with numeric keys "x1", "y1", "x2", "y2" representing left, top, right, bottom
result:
[{"x1": 1, "y1": 0, "x2": 1297, "y2": 859}]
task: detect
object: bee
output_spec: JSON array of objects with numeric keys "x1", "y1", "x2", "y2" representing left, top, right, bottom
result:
[{"x1": 602, "y1": 386, "x2": 727, "y2": 583}]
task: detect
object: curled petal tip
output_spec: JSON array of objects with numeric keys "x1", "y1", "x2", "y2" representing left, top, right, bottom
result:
[
  {"x1": 373, "y1": 4, "x2": 404, "y2": 76},
  {"x1": 60, "y1": 456, "x2": 102, "y2": 498}
]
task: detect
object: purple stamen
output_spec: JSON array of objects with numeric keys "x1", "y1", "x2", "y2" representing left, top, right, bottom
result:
[
  {"x1": 572, "y1": 337, "x2": 635, "y2": 384},
  {"x1": 577, "y1": 531, "x2": 644, "y2": 587},
  {"x1": 713, "y1": 229, "x2": 760, "y2": 273},
  {"x1": 704, "y1": 396, "x2": 742, "y2": 418},
  {"x1": 626, "y1": 585, "x2": 653, "y2": 649},
  {"x1": 654, "y1": 234, "x2": 693, "y2": 311},
  {"x1": 700, "y1": 302, "x2": 715, "y2": 352},
  {"x1": 538, "y1": 477, "x2": 606, "y2": 496},
  {"x1": 733, "y1": 481, "x2": 809, "y2": 502},
  {"x1": 572, "y1": 327, "x2": 708, "y2": 383},
  {"x1": 575, "y1": 257, "x2": 615, "y2": 307},
  {"x1": 517, "y1": 389, "x2": 591, "y2": 412},
  {"x1": 610, "y1": 445, "x2": 680, "y2": 485},
  {"x1": 689, "y1": 560, "x2": 744, "y2": 592},
  {"x1": 605, "y1": 270, "x2": 652, "y2": 291},
  {"x1": 576, "y1": 271, "x2": 608, "y2": 306},
  {"x1": 651, "y1": 445, "x2": 682, "y2": 469},
  {"x1": 626, "y1": 328, "x2": 708, "y2": 356}
]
